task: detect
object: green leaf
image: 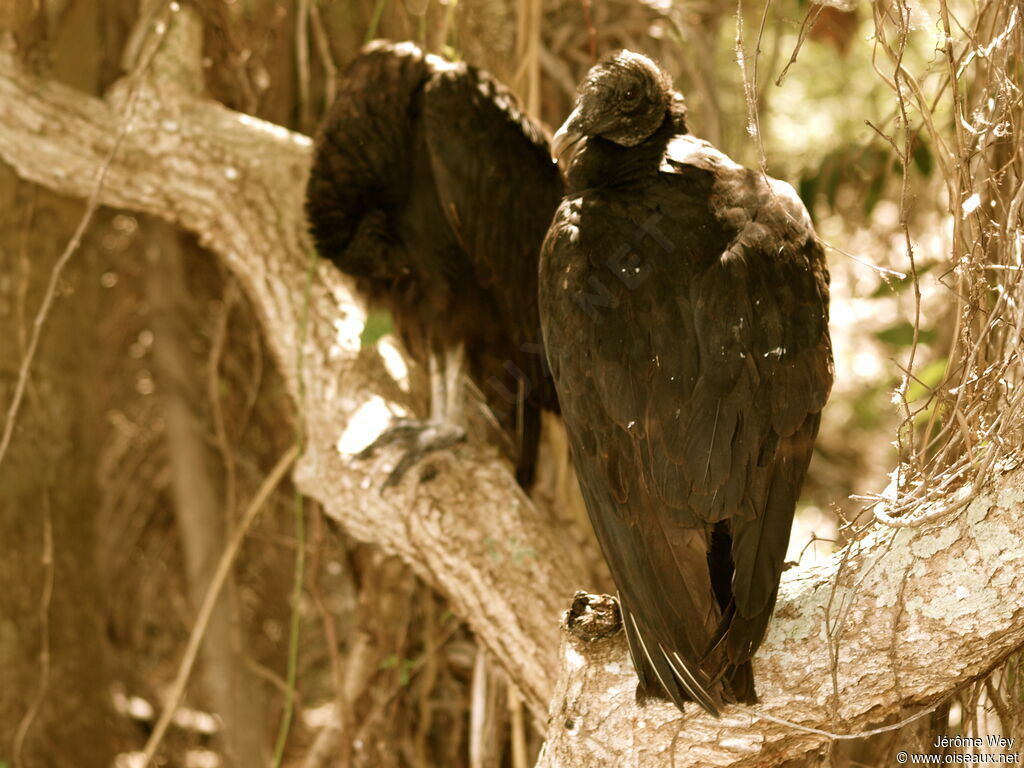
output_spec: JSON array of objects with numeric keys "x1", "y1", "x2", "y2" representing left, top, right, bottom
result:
[
  {"x1": 863, "y1": 167, "x2": 887, "y2": 216},
  {"x1": 851, "y1": 382, "x2": 889, "y2": 429},
  {"x1": 906, "y1": 358, "x2": 948, "y2": 403},
  {"x1": 798, "y1": 175, "x2": 819, "y2": 215},
  {"x1": 365, "y1": 0, "x2": 390, "y2": 43},
  {"x1": 912, "y1": 140, "x2": 933, "y2": 177},
  {"x1": 874, "y1": 322, "x2": 935, "y2": 347},
  {"x1": 822, "y1": 162, "x2": 842, "y2": 210},
  {"x1": 360, "y1": 310, "x2": 394, "y2": 348}
]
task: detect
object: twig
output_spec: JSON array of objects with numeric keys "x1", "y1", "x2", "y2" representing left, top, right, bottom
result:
[
  {"x1": 301, "y1": 720, "x2": 341, "y2": 768},
  {"x1": 736, "y1": 696, "x2": 950, "y2": 741},
  {"x1": 469, "y1": 649, "x2": 489, "y2": 768},
  {"x1": 308, "y1": 0, "x2": 338, "y2": 107},
  {"x1": 140, "y1": 443, "x2": 299, "y2": 766},
  {"x1": 270, "y1": 213, "x2": 318, "y2": 768},
  {"x1": 365, "y1": 0, "x2": 389, "y2": 44},
  {"x1": 208, "y1": 280, "x2": 239, "y2": 525},
  {"x1": 307, "y1": 502, "x2": 349, "y2": 767},
  {"x1": 0, "y1": 1, "x2": 173, "y2": 471},
  {"x1": 12, "y1": 492, "x2": 53, "y2": 768},
  {"x1": 508, "y1": 684, "x2": 528, "y2": 768},
  {"x1": 234, "y1": 288, "x2": 265, "y2": 441},
  {"x1": 898, "y1": 0, "x2": 924, "y2": 474},
  {"x1": 414, "y1": 595, "x2": 439, "y2": 766},
  {"x1": 738, "y1": 0, "x2": 773, "y2": 172},
  {"x1": 774, "y1": 2, "x2": 823, "y2": 86},
  {"x1": 296, "y1": 0, "x2": 312, "y2": 131}
]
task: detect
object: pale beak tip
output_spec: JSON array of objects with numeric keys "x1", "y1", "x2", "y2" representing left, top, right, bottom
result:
[
  {"x1": 550, "y1": 106, "x2": 584, "y2": 164},
  {"x1": 550, "y1": 126, "x2": 582, "y2": 165}
]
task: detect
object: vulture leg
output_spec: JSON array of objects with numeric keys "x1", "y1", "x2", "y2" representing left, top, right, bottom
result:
[
  {"x1": 358, "y1": 340, "x2": 468, "y2": 489},
  {"x1": 441, "y1": 340, "x2": 466, "y2": 424}
]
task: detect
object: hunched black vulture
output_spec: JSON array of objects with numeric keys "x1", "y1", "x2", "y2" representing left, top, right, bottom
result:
[
  {"x1": 305, "y1": 41, "x2": 562, "y2": 488},
  {"x1": 540, "y1": 51, "x2": 833, "y2": 714}
]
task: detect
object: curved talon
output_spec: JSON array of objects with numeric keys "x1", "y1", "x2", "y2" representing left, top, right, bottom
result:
[
  {"x1": 355, "y1": 419, "x2": 467, "y2": 491},
  {"x1": 356, "y1": 419, "x2": 424, "y2": 460}
]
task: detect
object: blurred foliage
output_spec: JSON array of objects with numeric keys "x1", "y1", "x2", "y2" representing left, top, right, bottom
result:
[
  {"x1": 876, "y1": 321, "x2": 936, "y2": 348},
  {"x1": 360, "y1": 308, "x2": 395, "y2": 348}
]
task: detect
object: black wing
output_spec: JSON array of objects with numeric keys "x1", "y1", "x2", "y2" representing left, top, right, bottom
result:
[
  {"x1": 540, "y1": 134, "x2": 831, "y2": 712},
  {"x1": 305, "y1": 41, "x2": 431, "y2": 280},
  {"x1": 420, "y1": 61, "x2": 563, "y2": 483},
  {"x1": 420, "y1": 61, "x2": 563, "y2": 415},
  {"x1": 305, "y1": 43, "x2": 563, "y2": 485}
]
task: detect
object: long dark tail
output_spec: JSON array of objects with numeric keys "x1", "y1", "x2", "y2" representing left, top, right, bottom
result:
[{"x1": 513, "y1": 401, "x2": 542, "y2": 489}]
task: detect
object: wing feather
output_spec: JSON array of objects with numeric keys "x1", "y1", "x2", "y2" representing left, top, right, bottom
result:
[{"x1": 421, "y1": 64, "x2": 562, "y2": 367}]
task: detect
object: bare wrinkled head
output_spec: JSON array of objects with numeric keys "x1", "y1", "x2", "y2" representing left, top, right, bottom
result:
[{"x1": 551, "y1": 51, "x2": 674, "y2": 163}]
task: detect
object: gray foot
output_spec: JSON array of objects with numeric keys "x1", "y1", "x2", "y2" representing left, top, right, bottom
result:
[{"x1": 357, "y1": 419, "x2": 467, "y2": 490}]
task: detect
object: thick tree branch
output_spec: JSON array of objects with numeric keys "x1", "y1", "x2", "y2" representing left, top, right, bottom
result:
[
  {"x1": 3, "y1": 34, "x2": 1024, "y2": 766},
  {"x1": 537, "y1": 475, "x2": 1024, "y2": 766},
  {"x1": 0, "y1": 37, "x2": 576, "y2": 724}
]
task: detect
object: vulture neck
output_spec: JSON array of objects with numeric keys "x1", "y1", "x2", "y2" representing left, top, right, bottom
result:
[{"x1": 566, "y1": 104, "x2": 688, "y2": 193}]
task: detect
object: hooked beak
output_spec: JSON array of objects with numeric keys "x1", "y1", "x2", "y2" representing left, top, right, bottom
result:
[{"x1": 550, "y1": 106, "x2": 585, "y2": 164}]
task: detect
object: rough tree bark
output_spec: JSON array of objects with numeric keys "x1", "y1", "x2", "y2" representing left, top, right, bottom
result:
[
  {"x1": 536, "y1": 480, "x2": 1024, "y2": 766},
  {"x1": 1, "y1": 13, "x2": 1023, "y2": 766}
]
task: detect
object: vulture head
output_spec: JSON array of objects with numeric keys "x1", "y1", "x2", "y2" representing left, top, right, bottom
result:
[{"x1": 552, "y1": 51, "x2": 674, "y2": 162}]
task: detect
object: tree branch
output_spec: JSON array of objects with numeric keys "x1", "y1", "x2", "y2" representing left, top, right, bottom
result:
[
  {"x1": 0, "y1": 35, "x2": 576, "y2": 725},
  {"x1": 538, "y1": 477, "x2": 1024, "y2": 766},
  {"x1": 3, "y1": 33, "x2": 1024, "y2": 766}
]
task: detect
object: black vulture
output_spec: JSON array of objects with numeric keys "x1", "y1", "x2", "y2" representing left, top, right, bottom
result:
[
  {"x1": 540, "y1": 51, "x2": 832, "y2": 714},
  {"x1": 305, "y1": 41, "x2": 562, "y2": 488}
]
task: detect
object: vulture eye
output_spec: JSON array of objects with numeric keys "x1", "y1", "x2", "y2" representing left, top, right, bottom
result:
[{"x1": 623, "y1": 87, "x2": 638, "y2": 101}]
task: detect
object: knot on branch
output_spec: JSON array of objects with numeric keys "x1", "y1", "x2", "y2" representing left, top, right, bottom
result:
[{"x1": 565, "y1": 591, "x2": 621, "y2": 642}]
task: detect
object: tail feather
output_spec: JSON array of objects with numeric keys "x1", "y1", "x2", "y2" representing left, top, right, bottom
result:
[
  {"x1": 622, "y1": 602, "x2": 722, "y2": 716},
  {"x1": 725, "y1": 661, "x2": 757, "y2": 704}
]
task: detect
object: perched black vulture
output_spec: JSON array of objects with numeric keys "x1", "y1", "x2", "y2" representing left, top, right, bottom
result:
[
  {"x1": 305, "y1": 41, "x2": 562, "y2": 487},
  {"x1": 540, "y1": 51, "x2": 833, "y2": 714}
]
